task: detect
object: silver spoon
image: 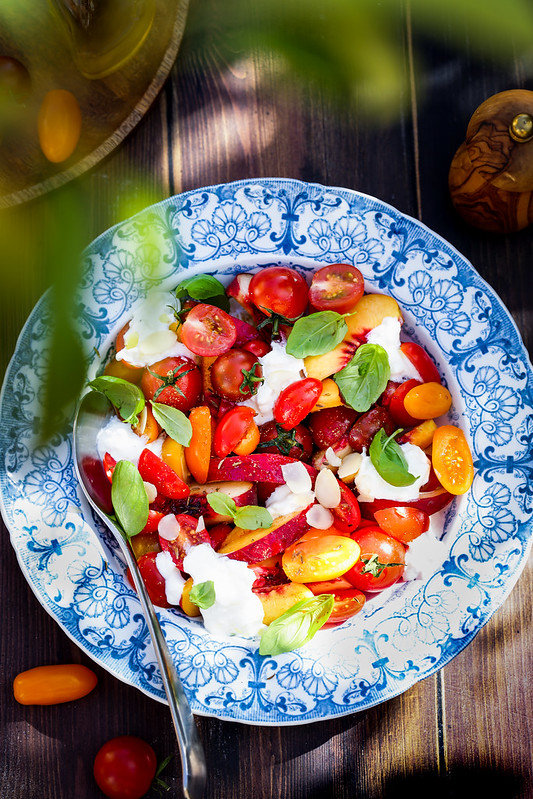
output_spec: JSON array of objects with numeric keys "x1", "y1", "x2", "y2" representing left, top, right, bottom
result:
[{"x1": 73, "y1": 390, "x2": 206, "y2": 799}]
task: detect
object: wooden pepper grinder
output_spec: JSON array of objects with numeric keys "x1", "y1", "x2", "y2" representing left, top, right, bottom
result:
[{"x1": 449, "y1": 89, "x2": 533, "y2": 233}]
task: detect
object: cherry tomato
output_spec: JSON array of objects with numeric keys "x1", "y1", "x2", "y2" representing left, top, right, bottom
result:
[
  {"x1": 322, "y1": 587, "x2": 366, "y2": 626},
  {"x1": 249, "y1": 266, "x2": 309, "y2": 319},
  {"x1": 93, "y1": 736, "x2": 157, "y2": 799},
  {"x1": 282, "y1": 534, "x2": 361, "y2": 583},
  {"x1": 13, "y1": 664, "x2": 97, "y2": 706},
  {"x1": 213, "y1": 406, "x2": 258, "y2": 457},
  {"x1": 403, "y1": 382, "x2": 452, "y2": 420},
  {"x1": 330, "y1": 480, "x2": 361, "y2": 532},
  {"x1": 159, "y1": 513, "x2": 211, "y2": 569},
  {"x1": 308, "y1": 264, "x2": 365, "y2": 313},
  {"x1": 211, "y1": 348, "x2": 263, "y2": 401},
  {"x1": 388, "y1": 378, "x2": 422, "y2": 427},
  {"x1": 38, "y1": 89, "x2": 82, "y2": 163},
  {"x1": 307, "y1": 405, "x2": 358, "y2": 449},
  {"x1": 400, "y1": 342, "x2": 441, "y2": 384},
  {"x1": 257, "y1": 420, "x2": 313, "y2": 460},
  {"x1": 242, "y1": 339, "x2": 271, "y2": 357},
  {"x1": 180, "y1": 303, "x2": 237, "y2": 356},
  {"x1": 129, "y1": 530, "x2": 161, "y2": 558},
  {"x1": 137, "y1": 448, "x2": 190, "y2": 500},
  {"x1": 348, "y1": 406, "x2": 395, "y2": 452},
  {"x1": 140, "y1": 356, "x2": 201, "y2": 411},
  {"x1": 130, "y1": 552, "x2": 171, "y2": 607},
  {"x1": 346, "y1": 527, "x2": 405, "y2": 592},
  {"x1": 431, "y1": 424, "x2": 474, "y2": 495},
  {"x1": 373, "y1": 506, "x2": 429, "y2": 543},
  {"x1": 273, "y1": 377, "x2": 322, "y2": 430},
  {"x1": 0, "y1": 56, "x2": 30, "y2": 103}
]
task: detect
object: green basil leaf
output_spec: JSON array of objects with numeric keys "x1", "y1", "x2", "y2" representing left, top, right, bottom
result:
[
  {"x1": 333, "y1": 343, "x2": 390, "y2": 412},
  {"x1": 369, "y1": 428, "x2": 417, "y2": 487},
  {"x1": 189, "y1": 580, "x2": 216, "y2": 609},
  {"x1": 286, "y1": 311, "x2": 348, "y2": 358},
  {"x1": 259, "y1": 594, "x2": 334, "y2": 656},
  {"x1": 206, "y1": 492, "x2": 238, "y2": 518},
  {"x1": 234, "y1": 505, "x2": 273, "y2": 530},
  {"x1": 175, "y1": 274, "x2": 227, "y2": 300},
  {"x1": 150, "y1": 401, "x2": 192, "y2": 446},
  {"x1": 111, "y1": 460, "x2": 149, "y2": 538},
  {"x1": 88, "y1": 375, "x2": 145, "y2": 425}
]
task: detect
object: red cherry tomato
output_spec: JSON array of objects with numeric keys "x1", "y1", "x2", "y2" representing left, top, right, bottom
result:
[
  {"x1": 257, "y1": 420, "x2": 313, "y2": 460},
  {"x1": 137, "y1": 449, "x2": 190, "y2": 500},
  {"x1": 93, "y1": 735, "x2": 158, "y2": 799},
  {"x1": 400, "y1": 342, "x2": 441, "y2": 384},
  {"x1": 249, "y1": 266, "x2": 309, "y2": 319},
  {"x1": 242, "y1": 339, "x2": 271, "y2": 357},
  {"x1": 388, "y1": 378, "x2": 422, "y2": 427},
  {"x1": 180, "y1": 303, "x2": 237, "y2": 356},
  {"x1": 213, "y1": 406, "x2": 257, "y2": 457},
  {"x1": 373, "y1": 506, "x2": 429, "y2": 543},
  {"x1": 307, "y1": 405, "x2": 358, "y2": 449},
  {"x1": 308, "y1": 264, "x2": 365, "y2": 313},
  {"x1": 140, "y1": 356, "x2": 201, "y2": 412},
  {"x1": 346, "y1": 526, "x2": 406, "y2": 592},
  {"x1": 159, "y1": 513, "x2": 211, "y2": 569},
  {"x1": 273, "y1": 377, "x2": 322, "y2": 430},
  {"x1": 211, "y1": 348, "x2": 263, "y2": 401},
  {"x1": 129, "y1": 552, "x2": 170, "y2": 607},
  {"x1": 330, "y1": 480, "x2": 361, "y2": 533}
]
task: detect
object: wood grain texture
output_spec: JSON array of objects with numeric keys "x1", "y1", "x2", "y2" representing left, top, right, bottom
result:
[{"x1": 1, "y1": 1, "x2": 532, "y2": 797}]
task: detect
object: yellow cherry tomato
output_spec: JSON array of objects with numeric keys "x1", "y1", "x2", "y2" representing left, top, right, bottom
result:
[
  {"x1": 403, "y1": 381, "x2": 452, "y2": 420},
  {"x1": 38, "y1": 89, "x2": 82, "y2": 163},
  {"x1": 282, "y1": 534, "x2": 360, "y2": 583},
  {"x1": 14, "y1": 664, "x2": 97, "y2": 705},
  {"x1": 432, "y1": 424, "x2": 474, "y2": 495}
]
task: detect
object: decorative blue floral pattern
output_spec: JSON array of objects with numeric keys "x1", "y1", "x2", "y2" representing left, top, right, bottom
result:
[{"x1": 1, "y1": 179, "x2": 531, "y2": 725}]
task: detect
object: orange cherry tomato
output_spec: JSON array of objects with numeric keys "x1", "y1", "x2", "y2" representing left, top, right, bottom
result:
[
  {"x1": 403, "y1": 382, "x2": 452, "y2": 420},
  {"x1": 373, "y1": 506, "x2": 429, "y2": 543},
  {"x1": 213, "y1": 406, "x2": 257, "y2": 457},
  {"x1": 185, "y1": 405, "x2": 212, "y2": 483},
  {"x1": 13, "y1": 664, "x2": 97, "y2": 705},
  {"x1": 232, "y1": 417, "x2": 260, "y2": 456},
  {"x1": 282, "y1": 534, "x2": 360, "y2": 583},
  {"x1": 37, "y1": 89, "x2": 82, "y2": 163},
  {"x1": 431, "y1": 424, "x2": 474, "y2": 495},
  {"x1": 305, "y1": 577, "x2": 366, "y2": 626}
]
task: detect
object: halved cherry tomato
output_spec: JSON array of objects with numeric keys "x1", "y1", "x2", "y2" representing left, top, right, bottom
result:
[
  {"x1": 137, "y1": 448, "x2": 190, "y2": 500},
  {"x1": 330, "y1": 480, "x2": 361, "y2": 532},
  {"x1": 140, "y1": 355, "x2": 202, "y2": 411},
  {"x1": 273, "y1": 377, "x2": 322, "y2": 430},
  {"x1": 242, "y1": 339, "x2": 271, "y2": 357},
  {"x1": 213, "y1": 406, "x2": 257, "y2": 457},
  {"x1": 403, "y1": 382, "x2": 452, "y2": 420},
  {"x1": 388, "y1": 378, "x2": 422, "y2": 427},
  {"x1": 159, "y1": 513, "x2": 211, "y2": 569},
  {"x1": 400, "y1": 342, "x2": 441, "y2": 384},
  {"x1": 282, "y1": 534, "x2": 361, "y2": 583},
  {"x1": 373, "y1": 506, "x2": 429, "y2": 543},
  {"x1": 129, "y1": 552, "x2": 170, "y2": 607},
  {"x1": 13, "y1": 664, "x2": 97, "y2": 705},
  {"x1": 93, "y1": 735, "x2": 157, "y2": 799},
  {"x1": 211, "y1": 348, "x2": 263, "y2": 401},
  {"x1": 130, "y1": 530, "x2": 161, "y2": 558},
  {"x1": 249, "y1": 266, "x2": 309, "y2": 319},
  {"x1": 431, "y1": 424, "x2": 474, "y2": 495},
  {"x1": 103, "y1": 452, "x2": 117, "y2": 482},
  {"x1": 308, "y1": 264, "x2": 365, "y2": 313},
  {"x1": 346, "y1": 526, "x2": 405, "y2": 592},
  {"x1": 180, "y1": 303, "x2": 237, "y2": 356},
  {"x1": 322, "y1": 587, "x2": 366, "y2": 627}
]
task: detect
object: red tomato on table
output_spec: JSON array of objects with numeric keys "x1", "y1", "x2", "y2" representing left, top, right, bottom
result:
[{"x1": 93, "y1": 736, "x2": 158, "y2": 799}]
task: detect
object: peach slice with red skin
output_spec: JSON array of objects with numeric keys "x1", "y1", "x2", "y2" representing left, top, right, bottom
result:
[
  {"x1": 217, "y1": 505, "x2": 313, "y2": 562},
  {"x1": 189, "y1": 481, "x2": 257, "y2": 524},
  {"x1": 256, "y1": 582, "x2": 315, "y2": 625},
  {"x1": 207, "y1": 453, "x2": 317, "y2": 485},
  {"x1": 304, "y1": 293, "x2": 403, "y2": 380}
]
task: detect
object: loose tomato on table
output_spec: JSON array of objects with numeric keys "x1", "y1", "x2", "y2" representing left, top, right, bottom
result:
[
  {"x1": 373, "y1": 506, "x2": 429, "y2": 544},
  {"x1": 346, "y1": 526, "x2": 406, "y2": 592},
  {"x1": 13, "y1": 664, "x2": 97, "y2": 705},
  {"x1": 180, "y1": 303, "x2": 237, "y2": 356},
  {"x1": 210, "y1": 348, "x2": 263, "y2": 401},
  {"x1": 140, "y1": 355, "x2": 201, "y2": 411},
  {"x1": 213, "y1": 405, "x2": 259, "y2": 457},
  {"x1": 93, "y1": 736, "x2": 158, "y2": 799},
  {"x1": 431, "y1": 424, "x2": 474, "y2": 495},
  {"x1": 308, "y1": 263, "x2": 365, "y2": 313},
  {"x1": 273, "y1": 377, "x2": 322, "y2": 430},
  {"x1": 249, "y1": 266, "x2": 309, "y2": 319}
]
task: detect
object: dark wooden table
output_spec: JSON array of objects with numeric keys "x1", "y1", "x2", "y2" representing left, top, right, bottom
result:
[{"x1": 1, "y1": 2, "x2": 532, "y2": 797}]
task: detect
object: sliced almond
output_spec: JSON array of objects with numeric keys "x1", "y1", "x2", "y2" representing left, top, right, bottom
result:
[
  {"x1": 314, "y1": 467, "x2": 341, "y2": 508},
  {"x1": 337, "y1": 452, "x2": 363, "y2": 483}
]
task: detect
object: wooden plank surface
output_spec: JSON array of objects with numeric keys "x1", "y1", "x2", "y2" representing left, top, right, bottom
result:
[{"x1": 1, "y1": 1, "x2": 531, "y2": 797}]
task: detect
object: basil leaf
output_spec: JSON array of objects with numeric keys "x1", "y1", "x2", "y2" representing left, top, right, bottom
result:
[
  {"x1": 234, "y1": 505, "x2": 273, "y2": 530},
  {"x1": 334, "y1": 343, "x2": 390, "y2": 412},
  {"x1": 286, "y1": 311, "x2": 347, "y2": 358},
  {"x1": 111, "y1": 460, "x2": 149, "y2": 538},
  {"x1": 259, "y1": 594, "x2": 334, "y2": 656},
  {"x1": 175, "y1": 274, "x2": 226, "y2": 301},
  {"x1": 206, "y1": 492, "x2": 238, "y2": 518},
  {"x1": 189, "y1": 580, "x2": 216, "y2": 609},
  {"x1": 369, "y1": 428, "x2": 417, "y2": 487},
  {"x1": 150, "y1": 401, "x2": 192, "y2": 445},
  {"x1": 88, "y1": 375, "x2": 145, "y2": 425}
]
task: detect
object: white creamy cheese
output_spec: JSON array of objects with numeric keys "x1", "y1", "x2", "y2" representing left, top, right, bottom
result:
[
  {"x1": 366, "y1": 317, "x2": 421, "y2": 382},
  {"x1": 241, "y1": 341, "x2": 306, "y2": 425},
  {"x1": 353, "y1": 443, "x2": 430, "y2": 502},
  {"x1": 182, "y1": 543, "x2": 265, "y2": 637},
  {"x1": 96, "y1": 415, "x2": 164, "y2": 465},
  {"x1": 404, "y1": 531, "x2": 448, "y2": 581},
  {"x1": 155, "y1": 550, "x2": 186, "y2": 605},
  {"x1": 116, "y1": 290, "x2": 198, "y2": 367},
  {"x1": 265, "y1": 484, "x2": 315, "y2": 519}
]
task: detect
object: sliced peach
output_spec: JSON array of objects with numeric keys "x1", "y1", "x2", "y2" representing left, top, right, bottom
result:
[
  {"x1": 180, "y1": 577, "x2": 201, "y2": 617},
  {"x1": 217, "y1": 506, "x2": 313, "y2": 562},
  {"x1": 399, "y1": 419, "x2": 437, "y2": 449},
  {"x1": 257, "y1": 582, "x2": 314, "y2": 625},
  {"x1": 133, "y1": 405, "x2": 161, "y2": 443},
  {"x1": 345, "y1": 293, "x2": 402, "y2": 341},
  {"x1": 207, "y1": 453, "x2": 317, "y2": 485},
  {"x1": 310, "y1": 378, "x2": 343, "y2": 410},
  {"x1": 190, "y1": 481, "x2": 257, "y2": 523},
  {"x1": 304, "y1": 340, "x2": 358, "y2": 381},
  {"x1": 161, "y1": 437, "x2": 189, "y2": 482}
]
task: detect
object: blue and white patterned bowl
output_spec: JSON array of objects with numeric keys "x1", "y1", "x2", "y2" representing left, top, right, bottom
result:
[{"x1": 1, "y1": 178, "x2": 532, "y2": 725}]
